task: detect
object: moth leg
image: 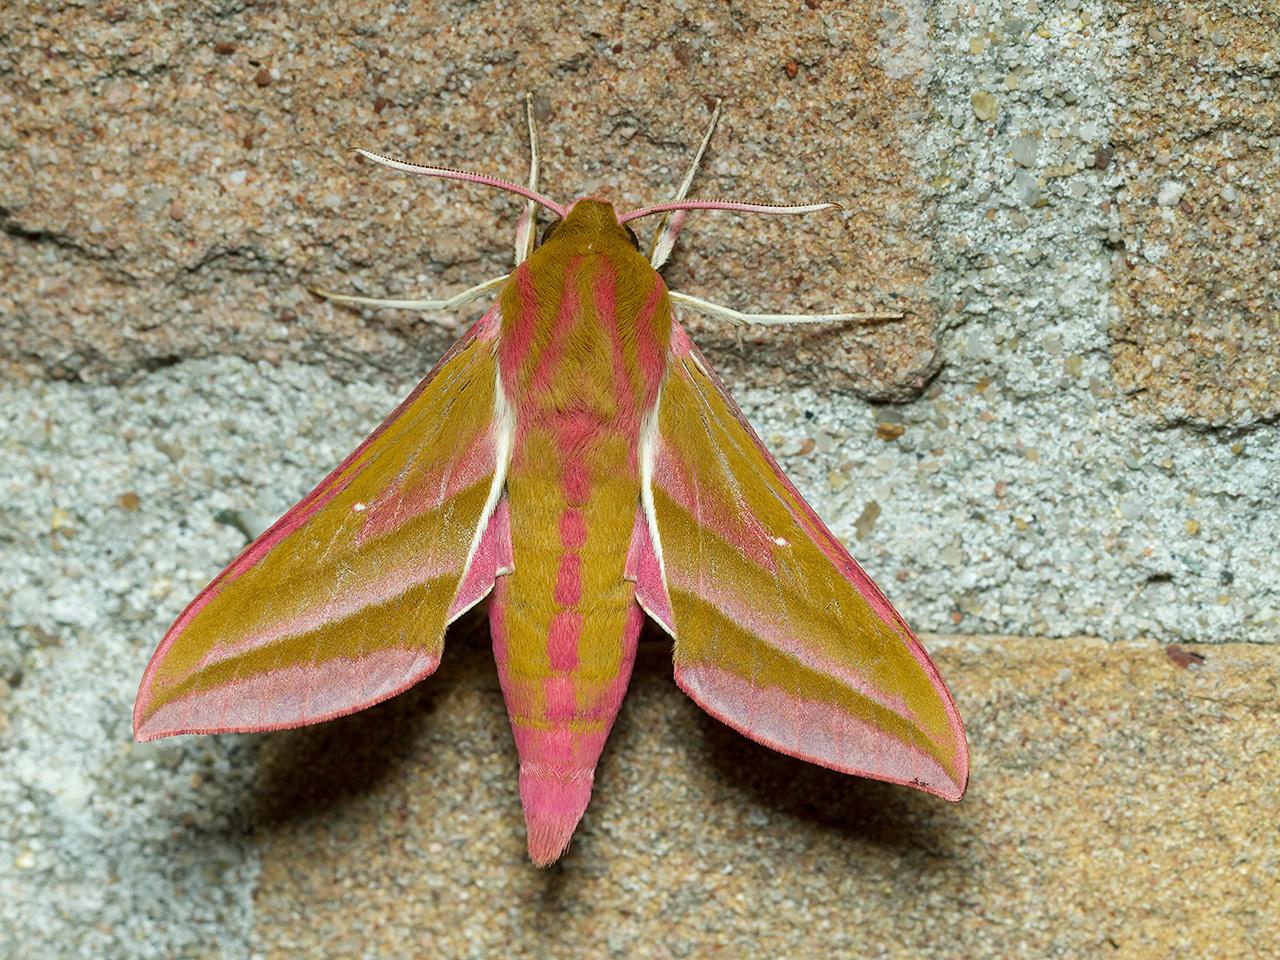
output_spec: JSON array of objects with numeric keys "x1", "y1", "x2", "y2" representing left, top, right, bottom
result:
[
  {"x1": 648, "y1": 99, "x2": 722, "y2": 270},
  {"x1": 311, "y1": 274, "x2": 510, "y2": 315},
  {"x1": 667, "y1": 289, "x2": 903, "y2": 327},
  {"x1": 513, "y1": 93, "x2": 541, "y2": 266}
]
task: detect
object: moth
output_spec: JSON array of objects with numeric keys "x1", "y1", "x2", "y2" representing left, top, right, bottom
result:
[{"x1": 135, "y1": 98, "x2": 968, "y2": 866}]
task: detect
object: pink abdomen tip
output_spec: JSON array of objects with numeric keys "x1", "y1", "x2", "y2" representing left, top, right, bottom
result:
[{"x1": 519, "y1": 763, "x2": 596, "y2": 867}]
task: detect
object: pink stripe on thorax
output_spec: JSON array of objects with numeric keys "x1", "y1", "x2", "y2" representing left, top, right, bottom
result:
[
  {"x1": 527, "y1": 256, "x2": 585, "y2": 401},
  {"x1": 634, "y1": 273, "x2": 669, "y2": 408},
  {"x1": 593, "y1": 260, "x2": 639, "y2": 443},
  {"x1": 498, "y1": 262, "x2": 538, "y2": 395}
]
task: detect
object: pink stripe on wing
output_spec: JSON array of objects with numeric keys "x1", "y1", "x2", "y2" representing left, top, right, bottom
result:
[
  {"x1": 625, "y1": 507, "x2": 673, "y2": 633},
  {"x1": 148, "y1": 312, "x2": 503, "y2": 668},
  {"x1": 356, "y1": 432, "x2": 496, "y2": 543},
  {"x1": 676, "y1": 665, "x2": 963, "y2": 801},
  {"x1": 190, "y1": 557, "x2": 459, "y2": 677},
  {"x1": 667, "y1": 573, "x2": 919, "y2": 724},
  {"x1": 652, "y1": 443, "x2": 777, "y2": 569},
  {"x1": 137, "y1": 647, "x2": 440, "y2": 740},
  {"x1": 668, "y1": 321, "x2": 967, "y2": 759},
  {"x1": 447, "y1": 496, "x2": 511, "y2": 621}
]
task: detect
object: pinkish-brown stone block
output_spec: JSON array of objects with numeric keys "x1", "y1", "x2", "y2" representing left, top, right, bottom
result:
[
  {"x1": 1108, "y1": 2, "x2": 1280, "y2": 428},
  {"x1": 2, "y1": 3, "x2": 937, "y2": 399}
]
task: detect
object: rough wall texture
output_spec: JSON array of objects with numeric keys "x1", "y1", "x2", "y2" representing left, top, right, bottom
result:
[
  {"x1": 1, "y1": 2, "x2": 1276, "y2": 958},
  {"x1": 0, "y1": 0, "x2": 938, "y2": 397},
  {"x1": 1108, "y1": 1, "x2": 1279, "y2": 428}
]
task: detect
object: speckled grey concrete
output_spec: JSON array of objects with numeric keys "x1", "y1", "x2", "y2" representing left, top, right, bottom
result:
[{"x1": 2, "y1": 2, "x2": 1277, "y2": 958}]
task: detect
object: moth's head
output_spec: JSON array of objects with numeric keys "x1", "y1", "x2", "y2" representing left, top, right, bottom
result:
[{"x1": 537, "y1": 197, "x2": 640, "y2": 253}]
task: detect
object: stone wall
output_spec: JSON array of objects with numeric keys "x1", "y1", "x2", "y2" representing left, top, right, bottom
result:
[{"x1": 2, "y1": 2, "x2": 1276, "y2": 957}]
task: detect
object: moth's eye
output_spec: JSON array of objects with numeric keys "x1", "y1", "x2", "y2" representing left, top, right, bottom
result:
[
  {"x1": 539, "y1": 220, "x2": 561, "y2": 246},
  {"x1": 624, "y1": 225, "x2": 640, "y2": 250}
]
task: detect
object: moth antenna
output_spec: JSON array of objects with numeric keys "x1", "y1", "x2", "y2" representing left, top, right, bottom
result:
[
  {"x1": 310, "y1": 274, "x2": 510, "y2": 318},
  {"x1": 513, "y1": 93, "x2": 542, "y2": 265},
  {"x1": 354, "y1": 148, "x2": 567, "y2": 219},
  {"x1": 648, "y1": 98, "x2": 722, "y2": 269},
  {"x1": 619, "y1": 198, "x2": 841, "y2": 224},
  {"x1": 668, "y1": 290, "x2": 903, "y2": 327}
]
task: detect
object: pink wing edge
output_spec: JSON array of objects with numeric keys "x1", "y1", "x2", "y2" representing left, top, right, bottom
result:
[
  {"x1": 133, "y1": 308, "x2": 512, "y2": 742},
  {"x1": 630, "y1": 321, "x2": 969, "y2": 801}
]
